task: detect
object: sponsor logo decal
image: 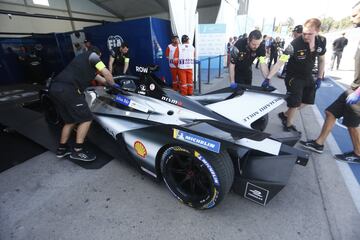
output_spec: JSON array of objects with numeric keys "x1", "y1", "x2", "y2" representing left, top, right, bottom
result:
[
  {"x1": 135, "y1": 66, "x2": 149, "y2": 73},
  {"x1": 134, "y1": 141, "x2": 147, "y2": 158},
  {"x1": 161, "y1": 96, "x2": 182, "y2": 106},
  {"x1": 139, "y1": 85, "x2": 146, "y2": 91},
  {"x1": 194, "y1": 151, "x2": 219, "y2": 186},
  {"x1": 173, "y1": 129, "x2": 221, "y2": 153},
  {"x1": 107, "y1": 35, "x2": 123, "y2": 50},
  {"x1": 243, "y1": 97, "x2": 282, "y2": 122},
  {"x1": 114, "y1": 94, "x2": 130, "y2": 106},
  {"x1": 113, "y1": 94, "x2": 149, "y2": 112},
  {"x1": 149, "y1": 84, "x2": 155, "y2": 91},
  {"x1": 244, "y1": 182, "x2": 269, "y2": 206}
]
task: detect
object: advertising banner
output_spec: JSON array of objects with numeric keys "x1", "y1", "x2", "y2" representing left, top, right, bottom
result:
[{"x1": 197, "y1": 24, "x2": 226, "y2": 57}]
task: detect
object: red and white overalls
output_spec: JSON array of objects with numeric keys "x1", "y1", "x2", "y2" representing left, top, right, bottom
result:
[
  {"x1": 178, "y1": 43, "x2": 195, "y2": 96},
  {"x1": 165, "y1": 43, "x2": 179, "y2": 91}
]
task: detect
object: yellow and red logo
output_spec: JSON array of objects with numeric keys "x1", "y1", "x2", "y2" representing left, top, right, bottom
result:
[{"x1": 134, "y1": 141, "x2": 147, "y2": 158}]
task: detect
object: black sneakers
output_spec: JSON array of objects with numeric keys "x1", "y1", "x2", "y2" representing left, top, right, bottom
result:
[
  {"x1": 299, "y1": 140, "x2": 324, "y2": 153},
  {"x1": 278, "y1": 112, "x2": 287, "y2": 127},
  {"x1": 70, "y1": 149, "x2": 96, "y2": 162},
  {"x1": 335, "y1": 151, "x2": 360, "y2": 164},
  {"x1": 278, "y1": 112, "x2": 301, "y2": 134},
  {"x1": 283, "y1": 124, "x2": 302, "y2": 134},
  {"x1": 56, "y1": 147, "x2": 71, "y2": 158}
]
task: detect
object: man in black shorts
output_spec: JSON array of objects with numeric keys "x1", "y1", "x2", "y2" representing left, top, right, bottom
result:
[
  {"x1": 229, "y1": 30, "x2": 269, "y2": 87},
  {"x1": 50, "y1": 47, "x2": 116, "y2": 161},
  {"x1": 300, "y1": 2, "x2": 360, "y2": 164},
  {"x1": 108, "y1": 42, "x2": 130, "y2": 75},
  {"x1": 262, "y1": 18, "x2": 327, "y2": 133}
]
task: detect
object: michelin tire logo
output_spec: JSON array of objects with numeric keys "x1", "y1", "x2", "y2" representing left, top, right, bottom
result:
[{"x1": 173, "y1": 129, "x2": 221, "y2": 153}]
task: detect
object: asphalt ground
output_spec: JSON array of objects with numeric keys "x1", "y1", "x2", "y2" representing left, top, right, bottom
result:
[{"x1": 1, "y1": 67, "x2": 360, "y2": 240}]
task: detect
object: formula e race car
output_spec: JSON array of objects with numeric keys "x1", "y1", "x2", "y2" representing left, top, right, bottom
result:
[{"x1": 40, "y1": 65, "x2": 309, "y2": 209}]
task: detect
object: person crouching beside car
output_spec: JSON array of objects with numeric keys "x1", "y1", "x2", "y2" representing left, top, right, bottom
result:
[{"x1": 50, "y1": 46, "x2": 116, "y2": 161}]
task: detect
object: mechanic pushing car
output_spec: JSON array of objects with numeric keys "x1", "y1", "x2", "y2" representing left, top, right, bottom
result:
[
  {"x1": 262, "y1": 18, "x2": 327, "y2": 133},
  {"x1": 49, "y1": 46, "x2": 116, "y2": 161},
  {"x1": 300, "y1": 2, "x2": 360, "y2": 163},
  {"x1": 229, "y1": 29, "x2": 269, "y2": 87}
]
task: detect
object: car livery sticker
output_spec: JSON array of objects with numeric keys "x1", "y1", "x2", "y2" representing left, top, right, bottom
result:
[
  {"x1": 134, "y1": 141, "x2": 147, "y2": 158},
  {"x1": 149, "y1": 84, "x2": 155, "y2": 91},
  {"x1": 114, "y1": 94, "x2": 149, "y2": 113},
  {"x1": 161, "y1": 96, "x2": 183, "y2": 106},
  {"x1": 244, "y1": 182, "x2": 269, "y2": 206},
  {"x1": 242, "y1": 97, "x2": 282, "y2": 123},
  {"x1": 173, "y1": 129, "x2": 221, "y2": 153},
  {"x1": 114, "y1": 94, "x2": 130, "y2": 106}
]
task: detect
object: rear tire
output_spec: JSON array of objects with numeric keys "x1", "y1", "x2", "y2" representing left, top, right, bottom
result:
[{"x1": 161, "y1": 146, "x2": 234, "y2": 209}]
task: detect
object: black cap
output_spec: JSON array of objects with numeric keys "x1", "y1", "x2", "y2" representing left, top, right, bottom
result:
[
  {"x1": 293, "y1": 25, "x2": 303, "y2": 33},
  {"x1": 181, "y1": 34, "x2": 189, "y2": 43}
]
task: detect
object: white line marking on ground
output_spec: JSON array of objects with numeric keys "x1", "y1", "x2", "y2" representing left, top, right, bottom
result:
[{"x1": 311, "y1": 98, "x2": 360, "y2": 214}]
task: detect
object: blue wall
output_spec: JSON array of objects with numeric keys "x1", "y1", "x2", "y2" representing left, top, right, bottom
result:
[{"x1": 84, "y1": 17, "x2": 172, "y2": 85}]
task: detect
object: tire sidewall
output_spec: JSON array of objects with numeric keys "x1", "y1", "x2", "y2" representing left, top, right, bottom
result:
[{"x1": 161, "y1": 145, "x2": 221, "y2": 209}]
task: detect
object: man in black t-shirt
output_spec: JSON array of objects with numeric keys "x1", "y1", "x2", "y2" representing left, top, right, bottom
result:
[
  {"x1": 331, "y1": 33, "x2": 348, "y2": 70},
  {"x1": 50, "y1": 47, "x2": 116, "y2": 161},
  {"x1": 300, "y1": 3, "x2": 360, "y2": 163},
  {"x1": 263, "y1": 18, "x2": 327, "y2": 133},
  {"x1": 108, "y1": 42, "x2": 130, "y2": 75},
  {"x1": 229, "y1": 30, "x2": 268, "y2": 86}
]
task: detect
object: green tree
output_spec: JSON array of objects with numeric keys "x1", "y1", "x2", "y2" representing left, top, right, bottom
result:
[
  {"x1": 286, "y1": 17, "x2": 295, "y2": 28},
  {"x1": 338, "y1": 16, "x2": 352, "y2": 29},
  {"x1": 320, "y1": 17, "x2": 335, "y2": 32}
]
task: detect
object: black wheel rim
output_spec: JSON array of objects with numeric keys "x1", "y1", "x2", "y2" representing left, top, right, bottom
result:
[{"x1": 165, "y1": 150, "x2": 213, "y2": 203}]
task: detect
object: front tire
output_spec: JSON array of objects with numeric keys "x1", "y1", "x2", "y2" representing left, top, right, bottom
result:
[{"x1": 161, "y1": 146, "x2": 234, "y2": 209}]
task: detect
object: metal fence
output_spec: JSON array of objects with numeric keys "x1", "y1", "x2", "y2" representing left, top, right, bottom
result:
[{"x1": 193, "y1": 54, "x2": 227, "y2": 94}]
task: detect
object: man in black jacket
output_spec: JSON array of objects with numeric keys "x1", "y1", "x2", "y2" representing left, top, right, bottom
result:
[
  {"x1": 331, "y1": 32, "x2": 348, "y2": 70},
  {"x1": 50, "y1": 47, "x2": 116, "y2": 161}
]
